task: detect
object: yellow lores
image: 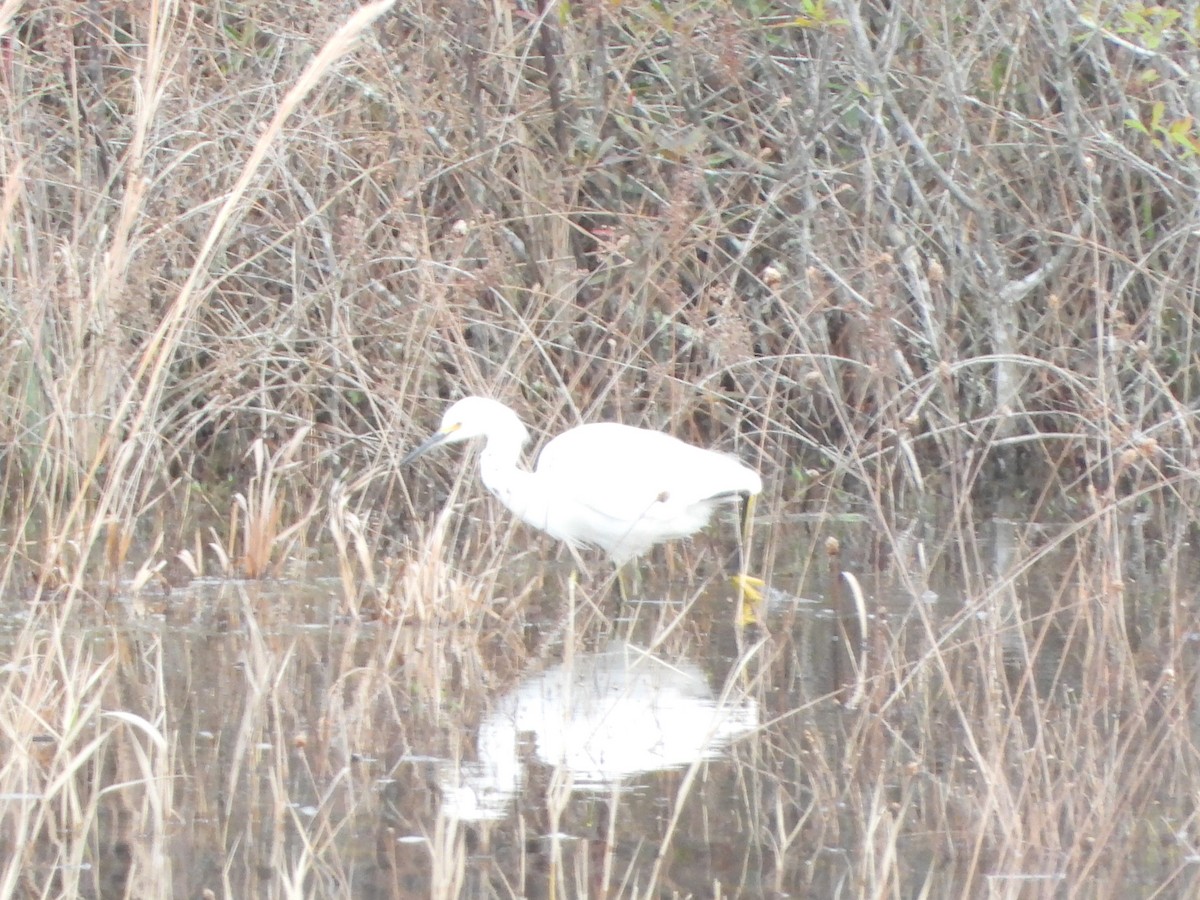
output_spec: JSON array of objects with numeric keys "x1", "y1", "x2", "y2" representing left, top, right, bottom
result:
[{"x1": 402, "y1": 396, "x2": 763, "y2": 612}]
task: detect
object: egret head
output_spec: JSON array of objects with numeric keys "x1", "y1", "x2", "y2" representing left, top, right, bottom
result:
[{"x1": 402, "y1": 396, "x2": 530, "y2": 465}]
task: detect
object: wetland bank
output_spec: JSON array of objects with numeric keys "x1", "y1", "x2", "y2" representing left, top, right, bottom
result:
[{"x1": 4, "y1": 0, "x2": 1200, "y2": 896}]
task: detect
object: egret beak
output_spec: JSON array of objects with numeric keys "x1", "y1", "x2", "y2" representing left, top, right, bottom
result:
[{"x1": 401, "y1": 424, "x2": 458, "y2": 466}]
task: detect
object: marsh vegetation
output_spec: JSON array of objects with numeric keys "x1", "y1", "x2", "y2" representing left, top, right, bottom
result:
[{"x1": 3, "y1": 0, "x2": 1200, "y2": 895}]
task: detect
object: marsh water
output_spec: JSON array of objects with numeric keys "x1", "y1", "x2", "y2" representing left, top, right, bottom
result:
[{"x1": 6, "y1": 500, "x2": 1200, "y2": 899}]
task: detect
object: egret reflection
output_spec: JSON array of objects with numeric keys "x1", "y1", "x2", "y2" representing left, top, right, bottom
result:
[{"x1": 440, "y1": 640, "x2": 758, "y2": 822}]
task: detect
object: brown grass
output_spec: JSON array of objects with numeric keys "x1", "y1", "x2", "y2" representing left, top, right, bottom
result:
[{"x1": 3, "y1": 0, "x2": 1200, "y2": 895}]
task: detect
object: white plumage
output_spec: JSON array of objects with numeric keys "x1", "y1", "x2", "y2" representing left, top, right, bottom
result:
[{"x1": 402, "y1": 396, "x2": 761, "y2": 572}]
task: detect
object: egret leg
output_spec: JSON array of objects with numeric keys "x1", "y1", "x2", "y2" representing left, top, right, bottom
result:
[
  {"x1": 614, "y1": 563, "x2": 632, "y2": 607},
  {"x1": 729, "y1": 492, "x2": 765, "y2": 626}
]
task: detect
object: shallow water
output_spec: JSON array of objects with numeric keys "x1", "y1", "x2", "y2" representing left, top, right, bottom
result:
[{"x1": 5, "y1": 503, "x2": 1200, "y2": 897}]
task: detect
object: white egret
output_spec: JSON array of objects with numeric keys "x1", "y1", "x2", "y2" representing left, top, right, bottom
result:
[{"x1": 401, "y1": 396, "x2": 763, "y2": 607}]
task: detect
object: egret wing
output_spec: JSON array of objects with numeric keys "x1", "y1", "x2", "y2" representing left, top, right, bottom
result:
[{"x1": 536, "y1": 422, "x2": 758, "y2": 525}]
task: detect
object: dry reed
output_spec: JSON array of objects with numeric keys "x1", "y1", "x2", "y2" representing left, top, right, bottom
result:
[{"x1": 1, "y1": 0, "x2": 1200, "y2": 895}]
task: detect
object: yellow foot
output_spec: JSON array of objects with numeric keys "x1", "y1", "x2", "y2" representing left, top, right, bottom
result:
[
  {"x1": 730, "y1": 574, "x2": 765, "y2": 627},
  {"x1": 730, "y1": 573, "x2": 764, "y2": 603}
]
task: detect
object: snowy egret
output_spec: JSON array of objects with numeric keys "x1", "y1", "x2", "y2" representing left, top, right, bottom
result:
[{"x1": 401, "y1": 396, "x2": 762, "y2": 605}]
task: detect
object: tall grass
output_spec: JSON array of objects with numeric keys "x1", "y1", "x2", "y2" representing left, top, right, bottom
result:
[{"x1": 2, "y1": 0, "x2": 1200, "y2": 894}]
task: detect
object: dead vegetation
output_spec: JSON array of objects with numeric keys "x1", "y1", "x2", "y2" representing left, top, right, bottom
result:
[{"x1": 3, "y1": 0, "x2": 1200, "y2": 895}]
